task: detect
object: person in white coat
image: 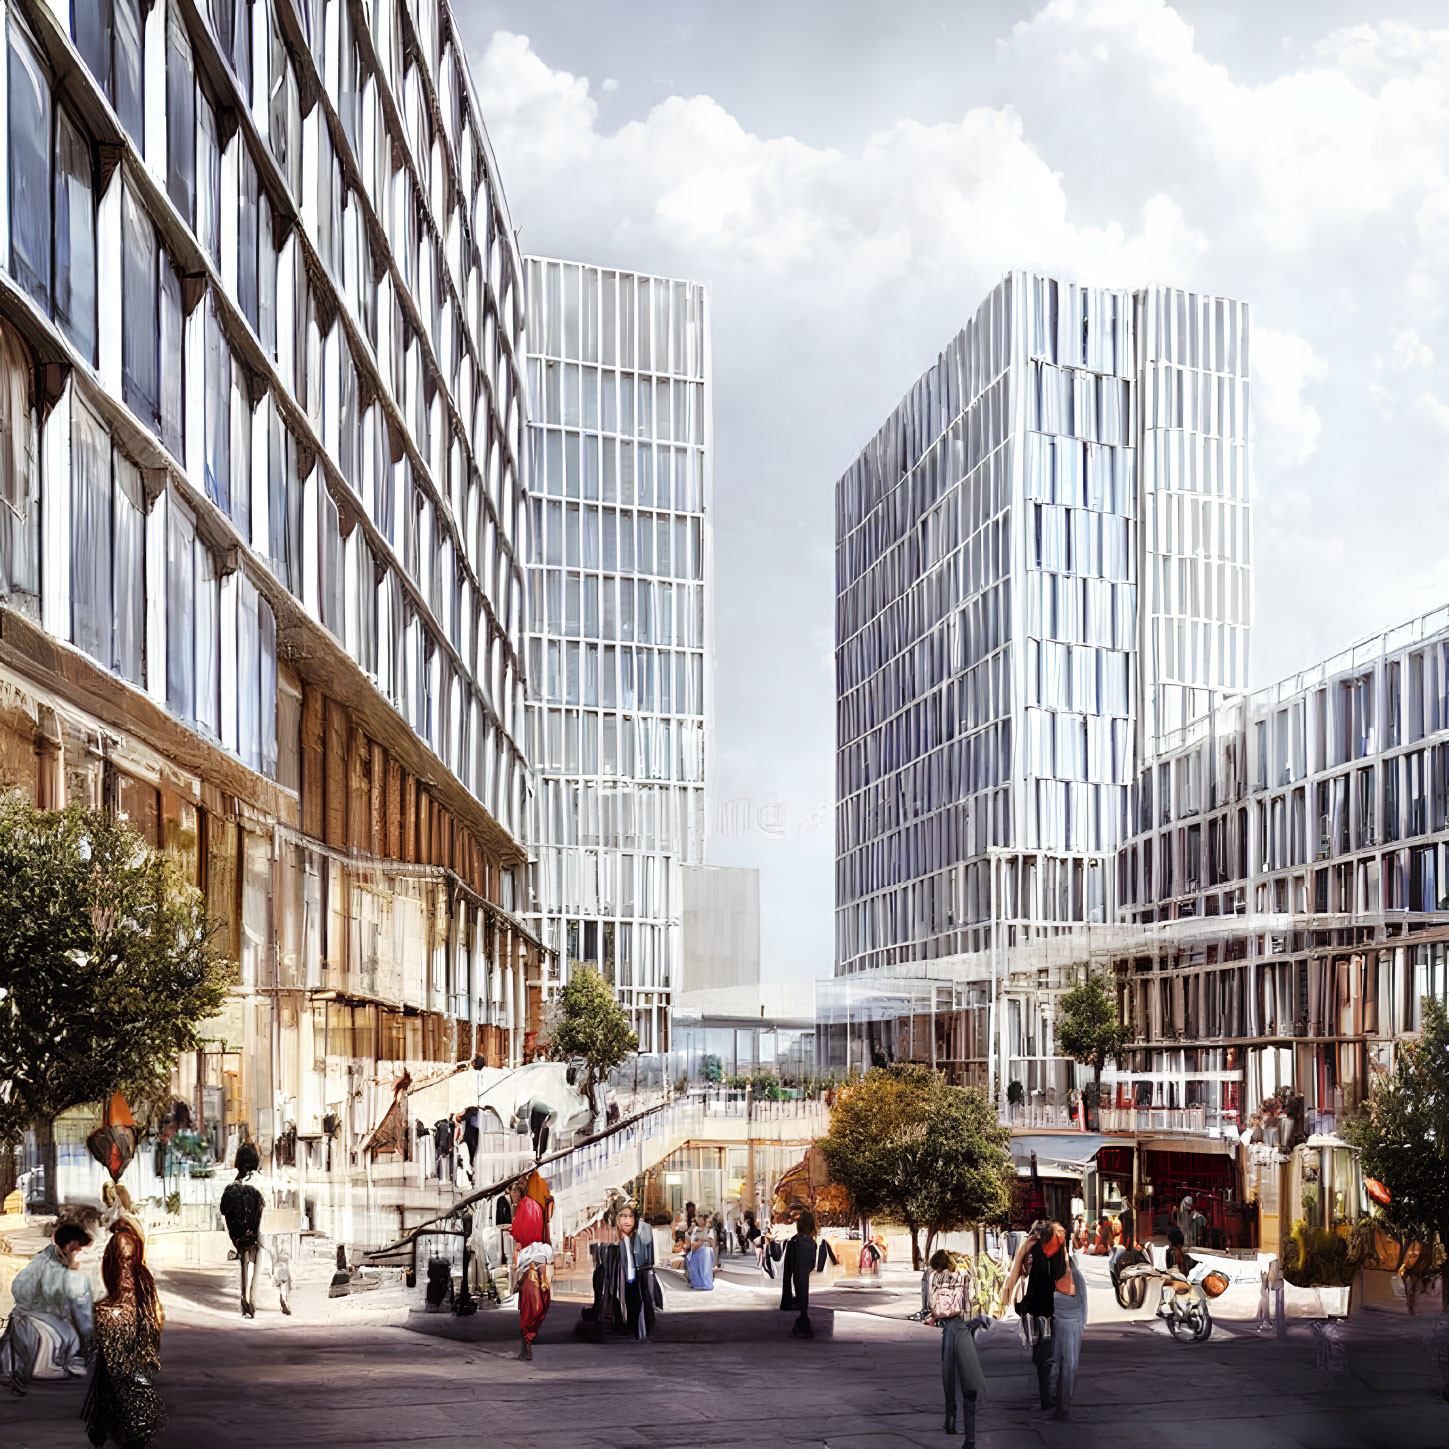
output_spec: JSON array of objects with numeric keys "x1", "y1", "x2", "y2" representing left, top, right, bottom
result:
[{"x1": 0, "y1": 1223, "x2": 95, "y2": 1393}]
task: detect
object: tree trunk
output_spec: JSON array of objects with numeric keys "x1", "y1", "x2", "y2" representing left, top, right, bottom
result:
[
  {"x1": 1089, "y1": 1064, "x2": 1102, "y2": 1132},
  {"x1": 37, "y1": 1113, "x2": 58, "y2": 1215},
  {"x1": 908, "y1": 1220, "x2": 922, "y2": 1271},
  {"x1": 924, "y1": 1227, "x2": 938, "y2": 1264}
]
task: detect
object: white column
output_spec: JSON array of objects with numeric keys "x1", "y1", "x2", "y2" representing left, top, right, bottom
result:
[
  {"x1": 39, "y1": 383, "x2": 72, "y2": 642},
  {"x1": 145, "y1": 489, "x2": 168, "y2": 705}
]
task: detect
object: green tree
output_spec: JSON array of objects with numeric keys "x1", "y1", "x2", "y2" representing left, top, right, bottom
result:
[
  {"x1": 548, "y1": 966, "x2": 638, "y2": 1120},
  {"x1": 0, "y1": 799, "x2": 227, "y2": 1210},
  {"x1": 1342, "y1": 996, "x2": 1449, "y2": 1313},
  {"x1": 909, "y1": 1081, "x2": 1014, "y2": 1262},
  {"x1": 1057, "y1": 971, "x2": 1129, "y2": 1118},
  {"x1": 819, "y1": 1064, "x2": 1013, "y2": 1268}
]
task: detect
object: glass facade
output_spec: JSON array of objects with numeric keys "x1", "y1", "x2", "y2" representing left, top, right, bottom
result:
[
  {"x1": 523, "y1": 259, "x2": 711, "y2": 1050},
  {"x1": 836, "y1": 272, "x2": 1252, "y2": 978},
  {"x1": 0, "y1": 0, "x2": 549, "y2": 1226},
  {"x1": 1136, "y1": 287, "x2": 1252, "y2": 747},
  {"x1": 0, "y1": 0, "x2": 530, "y2": 830}
]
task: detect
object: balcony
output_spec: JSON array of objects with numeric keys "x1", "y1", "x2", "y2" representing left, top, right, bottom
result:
[
  {"x1": 1000, "y1": 1103, "x2": 1080, "y2": 1131},
  {"x1": 1097, "y1": 1105, "x2": 1240, "y2": 1138}
]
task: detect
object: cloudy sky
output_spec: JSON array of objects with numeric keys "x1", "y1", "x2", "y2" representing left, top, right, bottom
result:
[{"x1": 457, "y1": 0, "x2": 1449, "y2": 982}]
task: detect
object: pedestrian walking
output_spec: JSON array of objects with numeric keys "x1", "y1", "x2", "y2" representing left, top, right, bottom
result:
[
  {"x1": 219, "y1": 1143, "x2": 265, "y2": 1319},
  {"x1": 614, "y1": 1203, "x2": 659, "y2": 1339},
  {"x1": 923, "y1": 1249, "x2": 988, "y2": 1444},
  {"x1": 269, "y1": 1238, "x2": 293, "y2": 1316},
  {"x1": 433, "y1": 1117, "x2": 454, "y2": 1182},
  {"x1": 508, "y1": 1176, "x2": 554, "y2": 1360},
  {"x1": 1049, "y1": 1226, "x2": 1087, "y2": 1420},
  {"x1": 82, "y1": 1225, "x2": 166, "y2": 1448},
  {"x1": 998, "y1": 1219, "x2": 1057, "y2": 1409},
  {"x1": 780, "y1": 1211, "x2": 838, "y2": 1338},
  {"x1": 460, "y1": 1107, "x2": 480, "y2": 1187},
  {"x1": 743, "y1": 1209, "x2": 762, "y2": 1260}
]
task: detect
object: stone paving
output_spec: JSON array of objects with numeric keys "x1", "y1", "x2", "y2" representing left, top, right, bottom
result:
[{"x1": 5, "y1": 1251, "x2": 1448, "y2": 1448}]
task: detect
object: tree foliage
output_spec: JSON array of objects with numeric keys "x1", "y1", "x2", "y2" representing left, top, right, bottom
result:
[
  {"x1": 1342, "y1": 995, "x2": 1449, "y2": 1311},
  {"x1": 0, "y1": 799, "x2": 227, "y2": 1151},
  {"x1": 548, "y1": 965, "x2": 638, "y2": 1108},
  {"x1": 819, "y1": 1064, "x2": 1014, "y2": 1267},
  {"x1": 1057, "y1": 972, "x2": 1129, "y2": 1082}
]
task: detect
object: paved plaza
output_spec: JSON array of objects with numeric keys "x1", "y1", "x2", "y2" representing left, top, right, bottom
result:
[{"x1": 5, "y1": 1252, "x2": 1448, "y2": 1449}]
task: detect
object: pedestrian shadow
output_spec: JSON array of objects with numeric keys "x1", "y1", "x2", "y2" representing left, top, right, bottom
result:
[{"x1": 158, "y1": 1268, "x2": 246, "y2": 1316}]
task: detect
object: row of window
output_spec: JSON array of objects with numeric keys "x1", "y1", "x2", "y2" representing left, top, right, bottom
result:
[
  {"x1": 1245, "y1": 647, "x2": 1449, "y2": 793},
  {"x1": 1147, "y1": 554, "x2": 1250, "y2": 628},
  {"x1": 532, "y1": 777, "x2": 703, "y2": 858},
  {"x1": 839, "y1": 611, "x2": 1004, "y2": 740},
  {"x1": 529, "y1": 572, "x2": 705, "y2": 650},
  {"x1": 531, "y1": 429, "x2": 703, "y2": 511},
  {"x1": 1029, "y1": 277, "x2": 1133, "y2": 379},
  {"x1": 1021, "y1": 709, "x2": 1134, "y2": 788},
  {"x1": 531, "y1": 364, "x2": 707, "y2": 443},
  {"x1": 1140, "y1": 286, "x2": 1251, "y2": 380},
  {"x1": 840, "y1": 475, "x2": 1008, "y2": 646},
  {"x1": 837, "y1": 372, "x2": 1010, "y2": 577},
  {"x1": 838, "y1": 585, "x2": 1013, "y2": 792},
  {"x1": 530, "y1": 707, "x2": 704, "y2": 783},
  {"x1": 1032, "y1": 362, "x2": 1131, "y2": 445},
  {"x1": 1140, "y1": 362, "x2": 1248, "y2": 441},
  {"x1": 526, "y1": 260, "x2": 707, "y2": 382},
  {"x1": 1140, "y1": 427, "x2": 1249, "y2": 502},
  {"x1": 1147, "y1": 616, "x2": 1247, "y2": 697},
  {"x1": 838, "y1": 772, "x2": 1014, "y2": 903},
  {"x1": 69, "y1": 396, "x2": 278, "y2": 774},
  {"x1": 535, "y1": 642, "x2": 706, "y2": 717},
  {"x1": 533, "y1": 504, "x2": 705, "y2": 580},
  {"x1": 552, "y1": 913, "x2": 675, "y2": 996}
]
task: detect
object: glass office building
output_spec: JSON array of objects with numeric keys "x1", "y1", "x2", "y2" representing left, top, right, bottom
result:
[
  {"x1": 0, "y1": 0, "x2": 546, "y2": 1224},
  {"x1": 835, "y1": 273, "x2": 1251, "y2": 981},
  {"x1": 522, "y1": 259, "x2": 711, "y2": 1050}
]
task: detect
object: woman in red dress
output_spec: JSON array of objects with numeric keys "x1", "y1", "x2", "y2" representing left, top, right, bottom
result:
[{"x1": 508, "y1": 1177, "x2": 553, "y2": 1361}]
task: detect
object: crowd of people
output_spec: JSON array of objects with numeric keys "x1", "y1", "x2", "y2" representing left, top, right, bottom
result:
[{"x1": 3, "y1": 1141, "x2": 1139, "y2": 1448}]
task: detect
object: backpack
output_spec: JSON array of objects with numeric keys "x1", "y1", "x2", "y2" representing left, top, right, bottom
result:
[
  {"x1": 930, "y1": 1271, "x2": 964, "y2": 1319},
  {"x1": 219, "y1": 1179, "x2": 264, "y2": 1249}
]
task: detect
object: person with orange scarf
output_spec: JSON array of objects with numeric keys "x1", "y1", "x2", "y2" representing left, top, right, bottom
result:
[
  {"x1": 998, "y1": 1220, "x2": 1060, "y2": 1410},
  {"x1": 508, "y1": 1171, "x2": 555, "y2": 1361}
]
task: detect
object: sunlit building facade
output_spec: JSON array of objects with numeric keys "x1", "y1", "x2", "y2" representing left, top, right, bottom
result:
[
  {"x1": 522, "y1": 258, "x2": 711, "y2": 1050},
  {"x1": 834, "y1": 273, "x2": 1252, "y2": 1007},
  {"x1": 0, "y1": 0, "x2": 546, "y2": 1227}
]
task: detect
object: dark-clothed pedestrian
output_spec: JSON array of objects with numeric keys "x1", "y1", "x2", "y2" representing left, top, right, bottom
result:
[
  {"x1": 999, "y1": 1219, "x2": 1058, "y2": 1409},
  {"x1": 780, "y1": 1211, "x2": 838, "y2": 1338},
  {"x1": 432, "y1": 1117, "x2": 454, "y2": 1182},
  {"x1": 615, "y1": 1204, "x2": 659, "y2": 1339},
  {"x1": 219, "y1": 1144, "x2": 264, "y2": 1319}
]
